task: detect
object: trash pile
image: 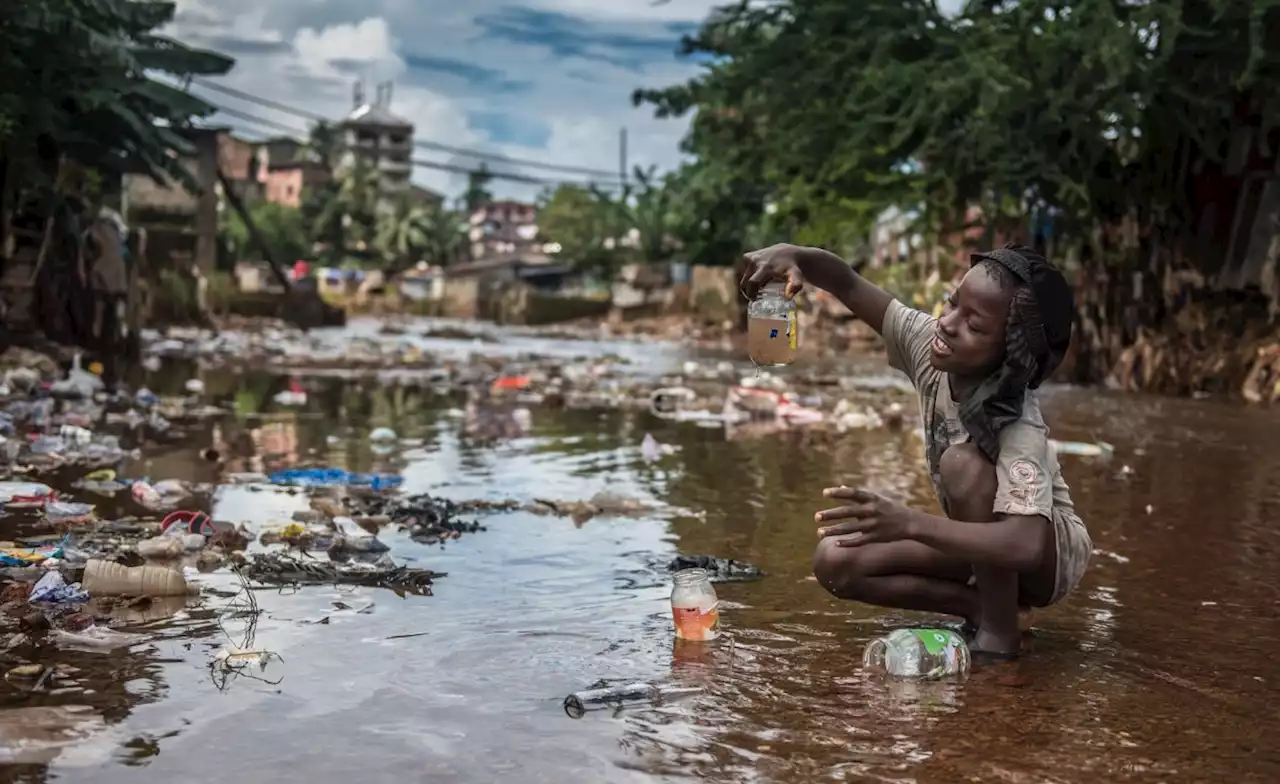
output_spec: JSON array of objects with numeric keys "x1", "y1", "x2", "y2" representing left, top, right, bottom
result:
[{"x1": 137, "y1": 323, "x2": 913, "y2": 440}]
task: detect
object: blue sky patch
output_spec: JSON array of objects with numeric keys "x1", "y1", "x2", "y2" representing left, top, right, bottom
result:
[{"x1": 467, "y1": 109, "x2": 552, "y2": 149}]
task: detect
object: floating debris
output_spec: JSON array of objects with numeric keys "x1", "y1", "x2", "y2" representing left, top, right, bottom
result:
[
  {"x1": 345, "y1": 492, "x2": 484, "y2": 544},
  {"x1": 669, "y1": 555, "x2": 765, "y2": 583},
  {"x1": 234, "y1": 553, "x2": 442, "y2": 595},
  {"x1": 563, "y1": 680, "x2": 702, "y2": 719}
]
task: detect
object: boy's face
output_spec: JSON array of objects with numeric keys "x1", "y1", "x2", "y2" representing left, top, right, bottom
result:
[{"x1": 929, "y1": 265, "x2": 1012, "y2": 377}]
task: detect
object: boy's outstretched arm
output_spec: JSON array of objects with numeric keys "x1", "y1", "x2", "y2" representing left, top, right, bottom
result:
[{"x1": 743, "y1": 244, "x2": 895, "y2": 335}]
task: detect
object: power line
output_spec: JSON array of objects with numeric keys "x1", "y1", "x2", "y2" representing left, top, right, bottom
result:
[
  {"x1": 188, "y1": 78, "x2": 626, "y2": 181},
  {"x1": 202, "y1": 104, "x2": 620, "y2": 189}
]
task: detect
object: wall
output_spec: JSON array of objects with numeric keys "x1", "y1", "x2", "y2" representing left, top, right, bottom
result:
[
  {"x1": 524, "y1": 292, "x2": 612, "y2": 325},
  {"x1": 442, "y1": 276, "x2": 480, "y2": 319},
  {"x1": 218, "y1": 134, "x2": 260, "y2": 181},
  {"x1": 689, "y1": 265, "x2": 741, "y2": 322},
  {"x1": 264, "y1": 167, "x2": 305, "y2": 208}
]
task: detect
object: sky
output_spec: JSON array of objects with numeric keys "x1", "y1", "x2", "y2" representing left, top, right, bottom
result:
[{"x1": 166, "y1": 0, "x2": 727, "y2": 202}]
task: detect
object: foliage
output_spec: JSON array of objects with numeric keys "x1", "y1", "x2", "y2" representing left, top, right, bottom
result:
[
  {"x1": 462, "y1": 164, "x2": 494, "y2": 215},
  {"x1": 536, "y1": 183, "x2": 627, "y2": 276},
  {"x1": 636, "y1": 0, "x2": 1280, "y2": 266},
  {"x1": 0, "y1": 0, "x2": 234, "y2": 209},
  {"x1": 537, "y1": 166, "x2": 681, "y2": 277},
  {"x1": 300, "y1": 121, "x2": 345, "y2": 265},
  {"x1": 220, "y1": 201, "x2": 309, "y2": 264},
  {"x1": 375, "y1": 196, "x2": 466, "y2": 270},
  {"x1": 618, "y1": 166, "x2": 681, "y2": 265}
]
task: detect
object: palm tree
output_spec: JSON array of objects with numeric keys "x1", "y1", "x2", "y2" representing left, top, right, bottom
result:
[
  {"x1": 376, "y1": 197, "x2": 430, "y2": 268},
  {"x1": 377, "y1": 198, "x2": 466, "y2": 272},
  {"x1": 422, "y1": 202, "x2": 468, "y2": 266}
]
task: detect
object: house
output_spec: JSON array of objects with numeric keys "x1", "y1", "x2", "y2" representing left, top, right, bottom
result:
[
  {"x1": 469, "y1": 199, "x2": 538, "y2": 259},
  {"x1": 398, "y1": 263, "x2": 446, "y2": 302},
  {"x1": 123, "y1": 128, "x2": 274, "y2": 272},
  {"x1": 446, "y1": 251, "x2": 569, "y2": 288},
  {"x1": 442, "y1": 251, "x2": 575, "y2": 321},
  {"x1": 263, "y1": 161, "x2": 328, "y2": 209}
]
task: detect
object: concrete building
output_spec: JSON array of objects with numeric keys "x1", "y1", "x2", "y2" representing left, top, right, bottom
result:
[
  {"x1": 340, "y1": 81, "x2": 414, "y2": 210},
  {"x1": 469, "y1": 199, "x2": 538, "y2": 259}
]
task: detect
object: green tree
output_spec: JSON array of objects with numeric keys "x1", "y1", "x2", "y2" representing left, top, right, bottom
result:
[
  {"x1": 637, "y1": 0, "x2": 1280, "y2": 388},
  {"x1": 420, "y1": 201, "x2": 467, "y2": 267},
  {"x1": 221, "y1": 201, "x2": 309, "y2": 264},
  {"x1": 536, "y1": 183, "x2": 626, "y2": 277},
  {"x1": 462, "y1": 164, "x2": 494, "y2": 215},
  {"x1": 375, "y1": 196, "x2": 430, "y2": 268},
  {"x1": 0, "y1": 0, "x2": 234, "y2": 253},
  {"x1": 301, "y1": 121, "x2": 344, "y2": 264},
  {"x1": 617, "y1": 165, "x2": 680, "y2": 265},
  {"x1": 338, "y1": 161, "x2": 380, "y2": 252}
]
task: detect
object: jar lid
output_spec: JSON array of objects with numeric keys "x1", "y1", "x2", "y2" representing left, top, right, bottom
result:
[{"x1": 761, "y1": 281, "x2": 786, "y2": 295}]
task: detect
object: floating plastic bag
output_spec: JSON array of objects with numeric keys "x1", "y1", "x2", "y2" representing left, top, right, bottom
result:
[
  {"x1": 332, "y1": 516, "x2": 389, "y2": 553},
  {"x1": 0, "y1": 481, "x2": 55, "y2": 509},
  {"x1": 44, "y1": 502, "x2": 95, "y2": 525},
  {"x1": 28, "y1": 571, "x2": 89, "y2": 604},
  {"x1": 267, "y1": 468, "x2": 402, "y2": 490}
]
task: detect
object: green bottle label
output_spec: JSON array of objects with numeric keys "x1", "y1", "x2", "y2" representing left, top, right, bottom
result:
[{"x1": 911, "y1": 628, "x2": 957, "y2": 656}]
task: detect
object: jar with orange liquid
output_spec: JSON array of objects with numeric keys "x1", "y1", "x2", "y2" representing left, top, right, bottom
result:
[{"x1": 670, "y1": 568, "x2": 720, "y2": 641}]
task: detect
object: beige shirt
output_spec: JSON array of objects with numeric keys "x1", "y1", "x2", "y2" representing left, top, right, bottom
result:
[{"x1": 881, "y1": 299, "x2": 1077, "y2": 521}]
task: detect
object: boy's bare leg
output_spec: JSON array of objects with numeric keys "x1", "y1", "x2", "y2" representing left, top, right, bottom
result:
[
  {"x1": 812, "y1": 538, "x2": 979, "y2": 623},
  {"x1": 937, "y1": 443, "x2": 1020, "y2": 654}
]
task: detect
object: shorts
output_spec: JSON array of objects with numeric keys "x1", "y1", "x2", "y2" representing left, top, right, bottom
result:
[{"x1": 967, "y1": 507, "x2": 1092, "y2": 606}]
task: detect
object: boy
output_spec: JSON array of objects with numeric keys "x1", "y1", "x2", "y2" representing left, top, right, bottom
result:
[{"x1": 741, "y1": 243, "x2": 1091, "y2": 658}]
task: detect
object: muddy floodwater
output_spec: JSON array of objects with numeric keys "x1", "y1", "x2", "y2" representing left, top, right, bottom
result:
[{"x1": 7, "y1": 319, "x2": 1280, "y2": 782}]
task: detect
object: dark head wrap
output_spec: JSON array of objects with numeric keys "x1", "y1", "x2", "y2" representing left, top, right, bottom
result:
[{"x1": 956, "y1": 244, "x2": 1074, "y2": 461}]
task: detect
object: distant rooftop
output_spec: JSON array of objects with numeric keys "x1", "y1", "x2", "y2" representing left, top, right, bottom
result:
[{"x1": 344, "y1": 102, "x2": 413, "y2": 130}]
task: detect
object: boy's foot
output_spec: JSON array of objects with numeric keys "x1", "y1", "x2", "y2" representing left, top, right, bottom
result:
[
  {"x1": 969, "y1": 647, "x2": 1020, "y2": 663},
  {"x1": 960, "y1": 607, "x2": 1035, "y2": 640},
  {"x1": 970, "y1": 628, "x2": 1021, "y2": 661}
]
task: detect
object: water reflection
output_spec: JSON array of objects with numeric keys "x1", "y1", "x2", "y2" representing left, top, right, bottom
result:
[{"x1": 4, "y1": 359, "x2": 1275, "y2": 782}]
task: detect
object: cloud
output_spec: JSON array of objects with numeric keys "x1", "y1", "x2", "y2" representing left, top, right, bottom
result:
[
  {"x1": 468, "y1": 110, "x2": 553, "y2": 148},
  {"x1": 475, "y1": 7, "x2": 697, "y2": 71},
  {"x1": 165, "y1": 0, "x2": 720, "y2": 201}
]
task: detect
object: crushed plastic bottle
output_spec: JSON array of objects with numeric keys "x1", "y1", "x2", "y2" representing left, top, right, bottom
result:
[
  {"x1": 862, "y1": 628, "x2": 970, "y2": 679},
  {"x1": 58, "y1": 425, "x2": 92, "y2": 445},
  {"x1": 563, "y1": 681, "x2": 701, "y2": 718}
]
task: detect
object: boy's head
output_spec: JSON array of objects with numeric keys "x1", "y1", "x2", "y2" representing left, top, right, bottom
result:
[{"x1": 929, "y1": 244, "x2": 1073, "y2": 389}]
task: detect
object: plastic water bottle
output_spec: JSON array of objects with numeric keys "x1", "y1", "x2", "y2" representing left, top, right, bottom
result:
[{"x1": 862, "y1": 628, "x2": 970, "y2": 679}]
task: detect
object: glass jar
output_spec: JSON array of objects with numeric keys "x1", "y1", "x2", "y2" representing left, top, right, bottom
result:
[
  {"x1": 747, "y1": 282, "x2": 798, "y2": 367},
  {"x1": 670, "y1": 568, "x2": 720, "y2": 641}
]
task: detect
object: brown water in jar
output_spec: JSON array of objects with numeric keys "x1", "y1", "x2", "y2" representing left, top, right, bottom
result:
[{"x1": 747, "y1": 316, "x2": 797, "y2": 366}]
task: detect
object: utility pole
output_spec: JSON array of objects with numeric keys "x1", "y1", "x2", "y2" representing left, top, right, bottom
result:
[{"x1": 619, "y1": 127, "x2": 628, "y2": 189}]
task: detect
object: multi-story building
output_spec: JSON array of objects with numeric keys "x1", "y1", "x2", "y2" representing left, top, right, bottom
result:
[
  {"x1": 468, "y1": 199, "x2": 539, "y2": 259},
  {"x1": 340, "y1": 81, "x2": 413, "y2": 211}
]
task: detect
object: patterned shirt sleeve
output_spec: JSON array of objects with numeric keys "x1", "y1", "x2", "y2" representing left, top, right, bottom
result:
[
  {"x1": 994, "y1": 413, "x2": 1055, "y2": 520},
  {"x1": 881, "y1": 299, "x2": 937, "y2": 391}
]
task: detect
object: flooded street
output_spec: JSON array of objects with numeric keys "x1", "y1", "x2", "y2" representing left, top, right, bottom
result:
[{"x1": 6, "y1": 319, "x2": 1280, "y2": 782}]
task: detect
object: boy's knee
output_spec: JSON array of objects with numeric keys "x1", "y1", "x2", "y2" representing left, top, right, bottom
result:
[
  {"x1": 812, "y1": 537, "x2": 873, "y2": 600},
  {"x1": 938, "y1": 443, "x2": 997, "y2": 506}
]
